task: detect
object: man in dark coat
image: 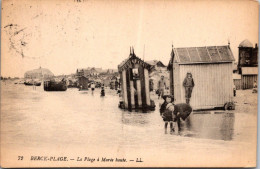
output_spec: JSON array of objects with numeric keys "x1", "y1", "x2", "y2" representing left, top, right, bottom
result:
[
  {"x1": 157, "y1": 76, "x2": 166, "y2": 99},
  {"x1": 183, "y1": 72, "x2": 195, "y2": 104}
]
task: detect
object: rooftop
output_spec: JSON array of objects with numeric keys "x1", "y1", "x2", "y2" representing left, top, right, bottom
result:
[
  {"x1": 239, "y1": 39, "x2": 253, "y2": 48},
  {"x1": 170, "y1": 45, "x2": 235, "y2": 65}
]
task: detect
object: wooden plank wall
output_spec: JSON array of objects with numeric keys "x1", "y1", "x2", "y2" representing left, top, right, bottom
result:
[
  {"x1": 242, "y1": 75, "x2": 258, "y2": 89},
  {"x1": 139, "y1": 66, "x2": 147, "y2": 108},
  {"x1": 175, "y1": 63, "x2": 233, "y2": 109},
  {"x1": 121, "y1": 70, "x2": 128, "y2": 108},
  {"x1": 144, "y1": 69, "x2": 151, "y2": 106},
  {"x1": 126, "y1": 69, "x2": 131, "y2": 109},
  {"x1": 234, "y1": 79, "x2": 242, "y2": 90},
  {"x1": 173, "y1": 63, "x2": 181, "y2": 103}
]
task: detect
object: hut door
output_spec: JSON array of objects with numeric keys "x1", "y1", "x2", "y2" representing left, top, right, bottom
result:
[{"x1": 132, "y1": 68, "x2": 139, "y2": 108}]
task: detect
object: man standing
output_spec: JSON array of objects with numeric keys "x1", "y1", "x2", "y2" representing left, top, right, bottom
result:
[
  {"x1": 183, "y1": 72, "x2": 195, "y2": 104},
  {"x1": 115, "y1": 79, "x2": 119, "y2": 91},
  {"x1": 149, "y1": 79, "x2": 154, "y2": 92},
  {"x1": 157, "y1": 76, "x2": 166, "y2": 99}
]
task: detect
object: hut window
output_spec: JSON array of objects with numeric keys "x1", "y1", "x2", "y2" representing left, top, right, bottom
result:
[{"x1": 132, "y1": 68, "x2": 140, "y2": 80}]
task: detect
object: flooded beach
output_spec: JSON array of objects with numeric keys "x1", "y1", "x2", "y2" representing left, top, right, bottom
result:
[{"x1": 1, "y1": 81, "x2": 257, "y2": 167}]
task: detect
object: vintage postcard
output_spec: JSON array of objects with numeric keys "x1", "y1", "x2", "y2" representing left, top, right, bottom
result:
[{"x1": 0, "y1": 0, "x2": 259, "y2": 167}]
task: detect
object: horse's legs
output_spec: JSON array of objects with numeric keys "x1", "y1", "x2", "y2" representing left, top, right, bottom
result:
[{"x1": 177, "y1": 118, "x2": 181, "y2": 131}]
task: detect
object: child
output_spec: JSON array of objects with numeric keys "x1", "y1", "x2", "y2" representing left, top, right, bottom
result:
[
  {"x1": 183, "y1": 72, "x2": 195, "y2": 104},
  {"x1": 160, "y1": 96, "x2": 193, "y2": 132},
  {"x1": 160, "y1": 95, "x2": 175, "y2": 132}
]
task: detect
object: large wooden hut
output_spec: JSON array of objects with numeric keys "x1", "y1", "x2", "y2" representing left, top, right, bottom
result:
[
  {"x1": 168, "y1": 45, "x2": 235, "y2": 110},
  {"x1": 118, "y1": 47, "x2": 155, "y2": 110}
]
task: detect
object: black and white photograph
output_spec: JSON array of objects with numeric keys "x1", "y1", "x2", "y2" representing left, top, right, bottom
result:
[{"x1": 0, "y1": 0, "x2": 259, "y2": 167}]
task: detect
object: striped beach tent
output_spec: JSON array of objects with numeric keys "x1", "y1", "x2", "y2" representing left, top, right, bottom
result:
[{"x1": 118, "y1": 47, "x2": 155, "y2": 111}]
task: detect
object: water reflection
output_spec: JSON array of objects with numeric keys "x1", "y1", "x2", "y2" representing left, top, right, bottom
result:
[
  {"x1": 182, "y1": 112, "x2": 235, "y2": 141},
  {"x1": 121, "y1": 111, "x2": 151, "y2": 126}
]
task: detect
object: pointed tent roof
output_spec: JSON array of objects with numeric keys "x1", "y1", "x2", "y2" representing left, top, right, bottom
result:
[
  {"x1": 118, "y1": 47, "x2": 151, "y2": 72},
  {"x1": 239, "y1": 39, "x2": 253, "y2": 48},
  {"x1": 168, "y1": 45, "x2": 235, "y2": 66},
  {"x1": 167, "y1": 45, "x2": 176, "y2": 70}
]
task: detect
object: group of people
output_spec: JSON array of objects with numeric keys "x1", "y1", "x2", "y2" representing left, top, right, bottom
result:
[
  {"x1": 156, "y1": 72, "x2": 195, "y2": 104},
  {"x1": 157, "y1": 72, "x2": 194, "y2": 133},
  {"x1": 159, "y1": 95, "x2": 193, "y2": 133}
]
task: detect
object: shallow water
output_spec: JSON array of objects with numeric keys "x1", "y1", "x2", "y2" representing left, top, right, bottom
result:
[{"x1": 0, "y1": 81, "x2": 257, "y2": 166}]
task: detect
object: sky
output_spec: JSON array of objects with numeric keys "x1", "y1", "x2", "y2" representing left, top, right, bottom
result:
[{"x1": 1, "y1": 0, "x2": 259, "y2": 77}]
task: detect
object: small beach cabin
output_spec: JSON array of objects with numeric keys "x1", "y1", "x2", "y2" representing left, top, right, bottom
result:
[
  {"x1": 118, "y1": 47, "x2": 155, "y2": 110},
  {"x1": 168, "y1": 44, "x2": 235, "y2": 110},
  {"x1": 78, "y1": 75, "x2": 89, "y2": 90},
  {"x1": 241, "y1": 67, "x2": 258, "y2": 89}
]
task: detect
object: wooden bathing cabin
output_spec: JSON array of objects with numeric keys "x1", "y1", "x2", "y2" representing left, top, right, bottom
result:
[
  {"x1": 168, "y1": 44, "x2": 235, "y2": 110},
  {"x1": 118, "y1": 47, "x2": 155, "y2": 111},
  {"x1": 241, "y1": 67, "x2": 258, "y2": 89},
  {"x1": 78, "y1": 75, "x2": 89, "y2": 90}
]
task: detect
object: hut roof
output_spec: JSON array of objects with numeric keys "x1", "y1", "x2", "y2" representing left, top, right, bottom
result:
[
  {"x1": 239, "y1": 39, "x2": 253, "y2": 48},
  {"x1": 118, "y1": 50, "x2": 151, "y2": 72},
  {"x1": 241, "y1": 67, "x2": 258, "y2": 75},
  {"x1": 168, "y1": 45, "x2": 235, "y2": 66},
  {"x1": 146, "y1": 60, "x2": 166, "y2": 67}
]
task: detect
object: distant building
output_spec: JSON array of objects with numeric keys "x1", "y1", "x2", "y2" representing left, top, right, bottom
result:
[
  {"x1": 24, "y1": 67, "x2": 54, "y2": 79},
  {"x1": 76, "y1": 67, "x2": 103, "y2": 77},
  {"x1": 146, "y1": 60, "x2": 169, "y2": 90},
  {"x1": 106, "y1": 69, "x2": 118, "y2": 74},
  {"x1": 146, "y1": 60, "x2": 167, "y2": 72},
  {"x1": 237, "y1": 39, "x2": 258, "y2": 74}
]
